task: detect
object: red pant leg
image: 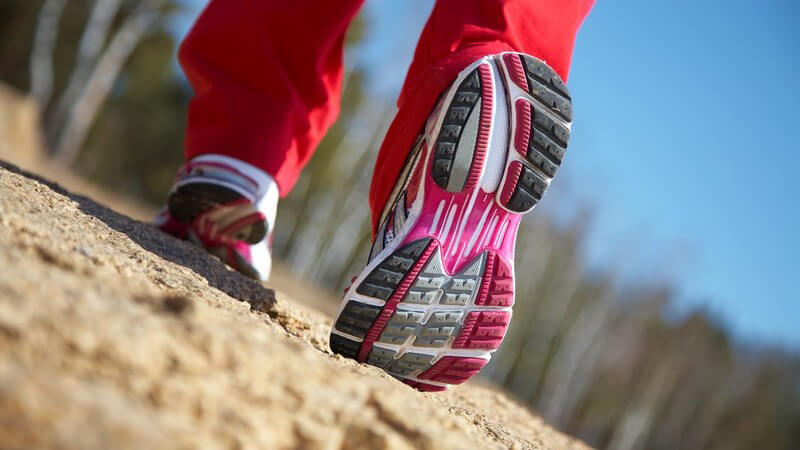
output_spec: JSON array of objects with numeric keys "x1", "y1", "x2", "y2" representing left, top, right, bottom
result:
[
  {"x1": 368, "y1": 0, "x2": 594, "y2": 233},
  {"x1": 179, "y1": 0, "x2": 364, "y2": 196}
]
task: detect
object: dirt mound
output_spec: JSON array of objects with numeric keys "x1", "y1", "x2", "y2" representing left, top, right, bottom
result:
[{"x1": 0, "y1": 160, "x2": 589, "y2": 450}]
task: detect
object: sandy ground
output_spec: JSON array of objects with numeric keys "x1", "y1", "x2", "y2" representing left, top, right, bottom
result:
[{"x1": 0, "y1": 160, "x2": 590, "y2": 450}]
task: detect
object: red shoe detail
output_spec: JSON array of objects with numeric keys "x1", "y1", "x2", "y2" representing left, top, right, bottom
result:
[
  {"x1": 452, "y1": 310, "x2": 511, "y2": 350},
  {"x1": 218, "y1": 211, "x2": 267, "y2": 237},
  {"x1": 503, "y1": 53, "x2": 528, "y2": 91},
  {"x1": 474, "y1": 250, "x2": 495, "y2": 306},
  {"x1": 514, "y1": 100, "x2": 532, "y2": 157},
  {"x1": 343, "y1": 276, "x2": 358, "y2": 294},
  {"x1": 474, "y1": 252, "x2": 514, "y2": 307},
  {"x1": 499, "y1": 161, "x2": 524, "y2": 206},
  {"x1": 157, "y1": 211, "x2": 189, "y2": 239},
  {"x1": 357, "y1": 241, "x2": 438, "y2": 362},
  {"x1": 402, "y1": 379, "x2": 447, "y2": 392},
  {"x1": 463, "y1": 64, "x2": 494, "y2": 190},
  {"x1": 179, "y1": 160, "x2": 259, "y2": 191},
  {"x1": 418, "y1": 356, "x2": 488, "y2": 385},
  {"x1": 161, "y1": 207, "x2": 258, "y2": 273}
]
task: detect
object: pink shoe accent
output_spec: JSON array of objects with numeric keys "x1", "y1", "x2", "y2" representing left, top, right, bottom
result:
[
  {"x1": 503, "y1": 53, "x2": 528, "y2": 92},
  {"x1": 463, "y1": 64, "x2": 494, "y2": 190},
  {"x1": 452, "y1": 311, "x2": 511, "y2": 350},
  {"x1": 357, "y1": 241, "x2": 438, "y2": 362},
  {"x1": 403, "y1": 184, "x2": 521, "y2": 275},
  {"x1": 514, "y1": 100, "x2": 532, "y2": 157},
  {"x1": 419, "y1": 357, "x2": 488, "y2": 385},
  {"x1": 474, "y1": 252, "x2": 514, "y2": 307}
]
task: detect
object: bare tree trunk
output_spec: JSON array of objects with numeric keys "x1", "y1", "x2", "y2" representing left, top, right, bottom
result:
[
  {"x1": 503, "y1": 234, "x2": 583, "y2": 398},
  {"x1": 47, "y1": 0, "x2": 123, "y2": 150},
  {"x1": 29, "y1": 0, "x2": 67, "y2": 107},
  {"x1": 309, "y1": 149, "x2": 373, "y2": 282},
  {"x1": 507, "y1": 268, "x2": 581, "y2": 401},
  {"x1": 608, "y1": 363, "x2": 678, "y2": 450},
  {"x1": 309, "y1": 107, "x2": 391, "y2": 283},
  {"x1": 280, "y1": 179, "x2": 321, "y2": 259},
  {"x1": 688, "y1": 366, "x2": 757, "y2": 450},
  {"x1": 52, "y1": 0, "x2": 165, "y2": 165},
  {"x1": 540, "y1": 291, "x2": 615, "y2": 425},
  {"x1": 333, "y1": 223, "x2": 372, "y2": 288},
  {"x1": 539, "y1": 240, "x2": 640, "y2": 426}
]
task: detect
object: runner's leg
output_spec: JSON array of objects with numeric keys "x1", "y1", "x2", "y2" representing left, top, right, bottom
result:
[
  {"x1": 179, "y1": 0, "x2": 365, "y2": 196},
  {"x1": 368, "y1": 0, "x2": 594, "y2": 231}
]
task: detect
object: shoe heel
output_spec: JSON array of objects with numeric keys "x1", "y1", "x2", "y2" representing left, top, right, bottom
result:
[
  {"x1": 431, "y1": 63, "x2": 494, "y2": 193},
  {"x1": 496, "y1": 53, "x2": 572, "y2": 214}
]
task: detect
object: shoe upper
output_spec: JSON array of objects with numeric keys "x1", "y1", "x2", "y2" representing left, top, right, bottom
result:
[{"x1": 155, "y1": 154, "x2": 278, "y2": 281}]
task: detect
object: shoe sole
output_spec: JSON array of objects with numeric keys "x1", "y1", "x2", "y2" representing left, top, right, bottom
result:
[
  {"x1": 168, "y1": 182, "x2": 268, "y2": 244},
  {"x1": 330, "y1": 53, "x2": 572, "y2": 391}
]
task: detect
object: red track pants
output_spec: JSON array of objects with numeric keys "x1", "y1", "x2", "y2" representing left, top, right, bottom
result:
[{"x1": 179, "y1": 0, "x2": 594, "y2": 232}]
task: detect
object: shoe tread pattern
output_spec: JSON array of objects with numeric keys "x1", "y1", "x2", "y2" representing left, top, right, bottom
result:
[
  {"x1": 432, "y1": 69, "x2": 483, "y2": 190},
  {"x1": 502, "y1": 54, "x2": 573, "y2": 213},
  {"x1": 168, "y1": 183, "x2": 267, "y2": 243},
  {"x1": 519, "y1": 55, "x2": 572, "y2": 121},
  {"x1": 355, "y1": 239, "x2": 430, "y2": 300}
]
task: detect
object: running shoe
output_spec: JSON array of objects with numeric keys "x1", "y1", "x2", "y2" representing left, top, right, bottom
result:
[
  {"x1": 329, "y1": 52, "x2": 572, "y2": 391},
  {"x1": 155, "y1": 154, "x2": 278, "y2": 281}
]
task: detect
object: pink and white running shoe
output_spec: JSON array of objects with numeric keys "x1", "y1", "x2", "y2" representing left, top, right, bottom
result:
[
  {"x1": 329, "y1": 53, "x2": 572, "y2": 391},
  {"x1": 155, "y1": 154, "x2": 278, "y2": 281}
]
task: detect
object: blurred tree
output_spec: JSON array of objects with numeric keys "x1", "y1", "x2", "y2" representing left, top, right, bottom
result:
[
  {"x1": 77, "y1": 29, "x2": 187, "y2": 204},
  {"x1": 0, "y1": 0, "x2": 185, "y2": 204},
  {"x1": 48, "y1": 0, "x2": 169, "y2": 164}
]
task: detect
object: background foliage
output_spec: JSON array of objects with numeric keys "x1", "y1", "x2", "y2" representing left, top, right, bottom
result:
[{"x1": 1, "y1": 1, "x2": 798, "y2": 449}]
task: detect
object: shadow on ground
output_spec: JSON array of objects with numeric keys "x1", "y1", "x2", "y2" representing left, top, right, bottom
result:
[{"x1": 0, "y1": 159, "x2": 275, "y2": 308}]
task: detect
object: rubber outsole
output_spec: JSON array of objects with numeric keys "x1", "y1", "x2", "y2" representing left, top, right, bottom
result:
[
  {"x1": 499, "y1": 53, "x2": 571, "y2": 213},
  {"x1": 330, "y1": 53, "x2": 572, "y2": 391},
  {"x1": 432, "y1": 69, "x2": 482, "y2": 191},
  {"x1": 168, "y1": 182, "x2": 267, "y2": 244}
]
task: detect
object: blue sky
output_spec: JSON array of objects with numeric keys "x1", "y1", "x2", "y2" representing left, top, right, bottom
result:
[
  {"x1": 567, "y1": 0, "x2": 799, "y2": 349},
  {"x1": 176, "y1": 1, "x2": 799, "y2": 348}
]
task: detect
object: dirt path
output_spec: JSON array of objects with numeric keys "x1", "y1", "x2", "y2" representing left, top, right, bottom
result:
[{"x1": 0, "y1": 160, "x2": 589, "y2": 450}]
